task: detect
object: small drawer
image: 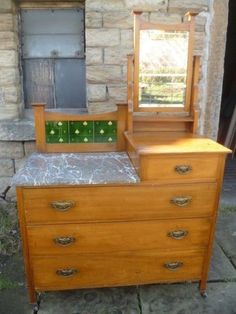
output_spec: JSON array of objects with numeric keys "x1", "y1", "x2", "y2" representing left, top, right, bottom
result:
[
  {"x1": 140, "y1": 155, "x2": 220, "y2": 181},
  {"x1": 32, "y1": 249, "x2": 205, "y2": 290},
  {"x1": 23, "y1": 183, "x2": 217, "y2": 224},
  {"x1": 27, "y1": 218, "x2": 211, "y2": 255}
]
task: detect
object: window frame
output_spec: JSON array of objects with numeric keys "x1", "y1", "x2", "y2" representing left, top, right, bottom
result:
[{"x1": 18, "y1": 1, "x2": 86, "y2": 117}]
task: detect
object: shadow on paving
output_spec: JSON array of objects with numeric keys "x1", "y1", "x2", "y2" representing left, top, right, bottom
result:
[
  {"x1": 1, "y1": 282, "x2": 236, "y2": 314},
  {"x1": 1, "y1": 212, "x2": 236, "y2": 314}
]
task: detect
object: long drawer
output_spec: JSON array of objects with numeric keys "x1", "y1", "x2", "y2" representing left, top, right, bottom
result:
[
  {"x1": 23, "y1": 183, "x2": 217, "y2": 223},
  {"x1": 27, "y1": 218, "x2": 211, "y2": 255},
  {"x1": 32, "y1": 249, "x2": 205, "y2": 290}
]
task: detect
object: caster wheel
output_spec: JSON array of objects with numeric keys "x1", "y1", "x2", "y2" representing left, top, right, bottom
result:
[
  {"x1": 33, "y1": 304, "x2": 39, "y2": 314},
  {"x1": 201, "y1": 291, "x2": 208, "y2": 298}
]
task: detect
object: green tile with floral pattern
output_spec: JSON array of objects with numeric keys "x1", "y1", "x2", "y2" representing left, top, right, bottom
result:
[
  {"x1": 45, "y1": 121, "x2": 69, "y2": 143},
  {"x1": 94, "y1": 121, "x2": 117, "y2": 143},
  {"x1": 69, "y1": 121, "x2": 94, "y2": 143},
  {"x1": 45, "y1": 120, "x2": 117, "y2": 144}
]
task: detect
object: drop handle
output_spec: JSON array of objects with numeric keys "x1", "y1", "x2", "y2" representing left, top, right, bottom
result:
[
  {"x1": 164, "y1": 262, "x2": 183, "y2": 271},
  {"x1": 53, "y1": 236, "x2": 76, "y2": 246},
  {"x1": 50, "y1": 200, "x2": 75, "y2": 211},
  {"x1": 167, "y1": 230, "x2": 188, "y2": 240},
  {"x1": 171, "y1": 196, "x2": 192, "y2": 207},
  {"x1": 56, "y1": 268, "x2": 78, "y2": 277},
  {"x1": 175, "y1": 165, "x2": 192, "y2": 174}
]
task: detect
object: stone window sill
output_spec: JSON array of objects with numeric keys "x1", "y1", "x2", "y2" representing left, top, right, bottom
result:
[{"x1": 0, "y1": 119, "x2": 35, "y2": 142}]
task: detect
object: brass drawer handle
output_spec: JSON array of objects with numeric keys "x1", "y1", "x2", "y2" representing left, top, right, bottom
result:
[
  {"x1": 171, "y1": 196, "x2": 192, "y2": 207},
  {"x1": 53, "y1": 236, "x2": 76, "y2": 246},
  {"x1": 175, "y1": 165, "x2": 192, "y2": 175},
  {"x1": 50, "y1": 200, "x2": 75, "y2": 212},
  {"x1": 164, "y1": 262, "x2": 183, "y2": 271},
  {"x1": 167, "y1": 230, "x2": 188, "y2": 240},
  {"x1": 56, "y1": 268, "x2": 78, "y2": 277}
]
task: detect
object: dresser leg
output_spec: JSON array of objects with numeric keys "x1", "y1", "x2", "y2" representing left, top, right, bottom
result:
[
  {"x1": 29, "y1": 290, "x2": 37, "y2": 304},
  {"x1": 32, "y1": 292, "x2": 42, "y2": 313},
  {"x1": 199, "y1": 280, "x2": 208, "y2": 298},
  {"x1": 33, "y1": 304, "x2": 40, "y2": 314},
  {"x1": 200, "y1": 291, "x2": 208, "y2": 298}
]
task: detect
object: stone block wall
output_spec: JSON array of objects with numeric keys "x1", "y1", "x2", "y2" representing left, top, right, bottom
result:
[
  {"x1": 0, "y1": 0, "x2": 230, "y2": 201},
  {"x1": 0, "y1": 140, "x2": 36, "y2": 202},
  {"x1": 0, "y1": 119, "x2": 35, "y2": 201},
  {"x1": 85, "y1": 0, "x2": 209, "y2": 113},
  {"x1": 0, "y1": 0, "x2": 21, "y2": 121}
]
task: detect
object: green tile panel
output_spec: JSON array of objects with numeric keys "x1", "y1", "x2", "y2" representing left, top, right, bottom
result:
[
  {"x1": 94, "y1": 120, "x2": 117, "y2": 143},
  {"x1": 45, "y1": 120, "x2": 117, "y2": 144},
  {"x1": 69, "y1": 121, "x2": 94, "y2": 143},
  {"x1": 45, "y1": 121, "x2": 69, "y2": 144}
]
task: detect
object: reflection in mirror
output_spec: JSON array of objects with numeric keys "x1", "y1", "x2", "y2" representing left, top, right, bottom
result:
[{"x1": 139, "y1": 30, "x2": 189, "y2": 108}]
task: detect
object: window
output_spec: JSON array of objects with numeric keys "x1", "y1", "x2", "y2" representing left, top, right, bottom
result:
[{"x1": 21, "y1": 8, "x2": 86, "y2": 109}]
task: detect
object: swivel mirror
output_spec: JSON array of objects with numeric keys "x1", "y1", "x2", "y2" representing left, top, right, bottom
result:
[{"x1": 133, "y1": 12, "x2": 196, "y2": 112}]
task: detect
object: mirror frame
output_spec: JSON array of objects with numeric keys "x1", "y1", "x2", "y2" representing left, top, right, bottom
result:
[{"x1": 133, "y1": 11, "x2": 197, "y2": 112}]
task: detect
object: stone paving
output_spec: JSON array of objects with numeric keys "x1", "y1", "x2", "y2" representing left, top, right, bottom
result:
[{"x1": 0, "y1": 158, "x2": 236, "y2": 314}]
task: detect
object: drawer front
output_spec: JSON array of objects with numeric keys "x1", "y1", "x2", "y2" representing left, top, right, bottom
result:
[
  {"x1": 23, "y1": 183, "x2": 217, "y2": 223},
  {"x1": 140, "y1": 155, "x2": 219, "y2": 181},
  {"x1": 32, "y1": 249, "x2": 205, "y2": 290},
  {"x1": 27, "y1": 218, "x2": 211, "y2": 255}
]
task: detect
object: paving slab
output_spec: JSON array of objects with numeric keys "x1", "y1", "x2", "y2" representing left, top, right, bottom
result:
[
  {"x1": 216, "y1": 213, "x2": 236, "y2": 260},
  {"x1": 38, "y1": 287, "x2": 139, "y2": 314},
  {"x1": 0, "y1": 287, "x2": 32, "y2": 314},
  {"x1": 209, "y1": 242, "x2": 236, "y2": 281},
  {"x1": 232, "y1": 257, "x2": 236, "y2": 269},
  {"x1": 0, "y1": 253, "x2": 25, "y2": 284},
  {"x1": 0, "y1": 254, "x2": 140, "y2": 314},
  {"x1": 220, "y1": 158, "x2": 236, "y2": 206},
  {"x1": 139, "y1": 282, "x2": 236, "y2": 314},
  {"x1": 0, "y1": 286, "x2": 140, "y2": 314}
]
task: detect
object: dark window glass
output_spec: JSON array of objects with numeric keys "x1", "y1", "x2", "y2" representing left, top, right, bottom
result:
[{"x1": 21, "y1": 9, "x2": 86, "y2": 109}]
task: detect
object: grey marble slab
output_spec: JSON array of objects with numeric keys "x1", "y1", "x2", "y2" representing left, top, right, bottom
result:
[{"x1": 12, "y1": 152, "x2": 140, "y2": 186}]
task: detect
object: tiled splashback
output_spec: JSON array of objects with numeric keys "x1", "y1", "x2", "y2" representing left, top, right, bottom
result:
[{"x1": 45, "y1": 120, "x2": 117, "y2": 144}]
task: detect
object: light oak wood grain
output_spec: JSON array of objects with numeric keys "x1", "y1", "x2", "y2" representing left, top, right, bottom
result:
[
  {"x1": 27, "y1": 218, "x2": 211, "y2": 255},
  {"x1": 23, "y1": 183, "x2": 217, "y2": 224},
  {"x1": 32, "y1": 249, "x2": 205, "y2": 291}
]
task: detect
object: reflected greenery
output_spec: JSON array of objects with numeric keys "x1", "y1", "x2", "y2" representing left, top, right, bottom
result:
[{"x1": 139, "y1": 30, "x2": 189, "y2": 108}]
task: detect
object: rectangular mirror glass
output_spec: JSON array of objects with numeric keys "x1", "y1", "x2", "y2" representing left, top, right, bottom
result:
[{"x1": 139, "y1": 30, "x2": 189, "y2": 109}]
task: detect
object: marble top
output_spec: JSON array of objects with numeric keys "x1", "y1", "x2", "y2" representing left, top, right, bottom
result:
[{"x1": 12, "y1": 152, "x2": 140, "y2": 186}]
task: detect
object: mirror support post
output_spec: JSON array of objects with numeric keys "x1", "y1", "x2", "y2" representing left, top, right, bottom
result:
[{"x1": 133, "y1": 11, "x2": 142, "y2": 112}]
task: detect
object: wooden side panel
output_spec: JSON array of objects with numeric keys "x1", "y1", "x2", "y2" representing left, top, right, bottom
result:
[
  {"x1": 127, "y1": 54, "x2": 134, "y2": 132},
  {"x1": 117, "y1": 103, "x2": 128, "y2": 151},
  {"x1": 16, "y1": 188, "x2": 36, "y2": 303},
  {"x1": 44, "y1": 143, "x2": 117, "y2": 153},
  {"x1": 126, "y1": 140, "x2": 140, "y2": 175},
  {"x1": 133, "y1": 121, "x2": 192, "y2": 132},
  {"x1": 33, "y1": 104, "x2": 47, "y2": 152}
]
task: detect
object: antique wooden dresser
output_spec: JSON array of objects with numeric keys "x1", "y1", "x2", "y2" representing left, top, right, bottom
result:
[{"x1": 13, "y1": 12, "x2": 231, "y2": 311}]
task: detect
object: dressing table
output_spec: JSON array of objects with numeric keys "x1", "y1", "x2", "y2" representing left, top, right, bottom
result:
[{"x1": 13, "y1": 12, "x2": 231, "y2": 311}]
